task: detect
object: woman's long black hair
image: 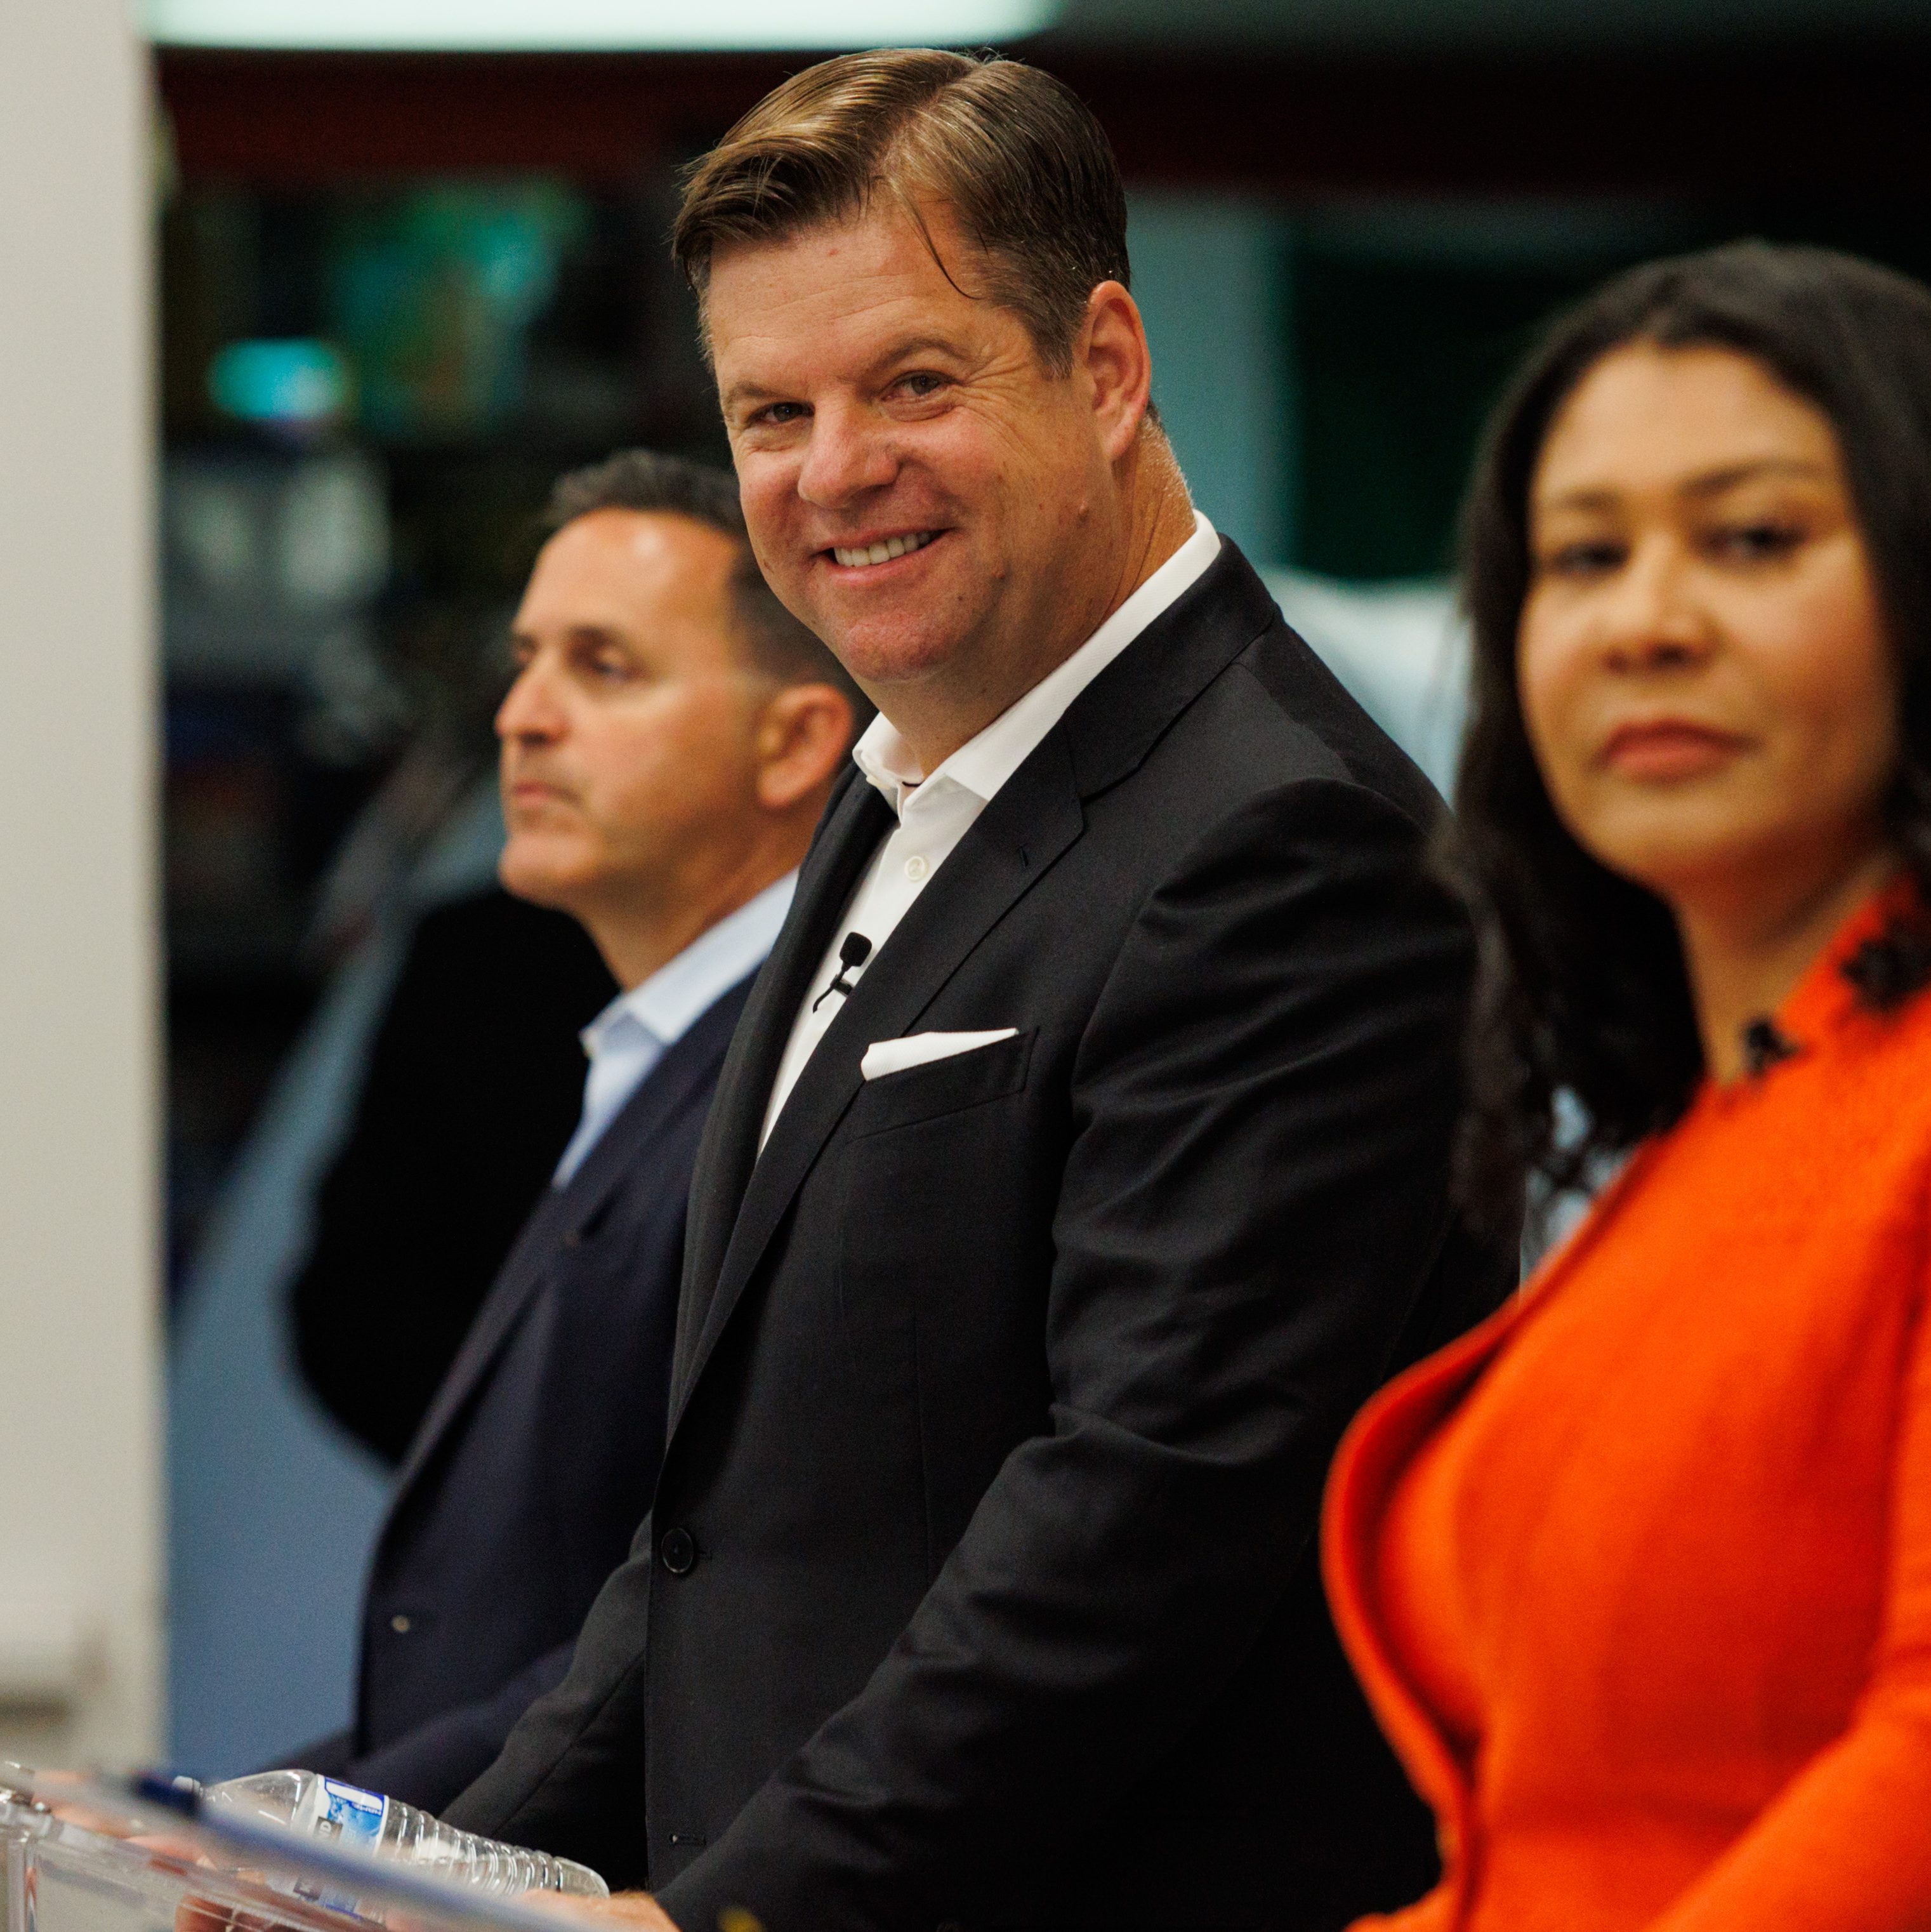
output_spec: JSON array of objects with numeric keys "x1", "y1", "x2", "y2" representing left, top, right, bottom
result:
[{"x1": 1453, "y1": 240, "x2": 1931, "y2": 1227}]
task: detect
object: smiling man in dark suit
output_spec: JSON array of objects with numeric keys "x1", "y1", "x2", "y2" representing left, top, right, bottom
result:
[
  {"x1": 445, "y1": 52, "x2": 1516, "y2": 1932},
  {"x1": 290, "y1": 451, "x2": 860, "y2": 1812}
]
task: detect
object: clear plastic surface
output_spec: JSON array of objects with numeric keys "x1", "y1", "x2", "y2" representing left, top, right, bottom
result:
[{"x1": 0, "y1": 1762, "x2": 602, "y2": 1932}]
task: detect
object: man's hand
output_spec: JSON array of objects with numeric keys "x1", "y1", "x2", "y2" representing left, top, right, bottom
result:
[
  {"x1": 574, "y1": 1892, "x2": 680, "y2": 1932},
  {"x1": 527, "y1": 1887, "x2": 687, "y2": 1932}
]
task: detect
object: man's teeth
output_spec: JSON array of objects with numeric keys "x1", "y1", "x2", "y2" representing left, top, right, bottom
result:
[{"x1": 833, "y1": 531, "x2": 935, "y2": 569}]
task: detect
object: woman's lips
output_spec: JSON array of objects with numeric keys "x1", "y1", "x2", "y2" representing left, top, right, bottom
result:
[{"x1": 1598, "y1": 720, "x2": 1751, "y2": 782}]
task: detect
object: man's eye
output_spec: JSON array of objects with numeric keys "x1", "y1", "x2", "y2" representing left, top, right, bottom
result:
[
  {"x1": 895, "y1": 371, "x2": 947, "y2": 400},
  {"x1": 750, "y1": 401, "x2": 810, "y2": 428},
  {"x1": 586, "y1": 651, "x2": 631, "y2": 682}
]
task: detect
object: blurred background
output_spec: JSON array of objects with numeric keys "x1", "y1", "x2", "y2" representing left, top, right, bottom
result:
[{"x1": 8, "y1": 0, "x2": 1931, "y2": 1789}]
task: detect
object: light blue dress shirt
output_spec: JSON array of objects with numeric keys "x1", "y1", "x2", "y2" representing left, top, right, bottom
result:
[{"x1": 551, "y1": 870, "x2": 796, "y2": 1186}]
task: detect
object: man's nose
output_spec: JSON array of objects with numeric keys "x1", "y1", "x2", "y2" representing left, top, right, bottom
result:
[
  {"x1": 1598, "y1": 538, "x2": 1715, "y2": 674},
  {"x1": 795, "y1": 401, "x2": 899, "y2": 510},
  {"x1": 496, "y1": 655, "x2": 564, "y2": 741}
]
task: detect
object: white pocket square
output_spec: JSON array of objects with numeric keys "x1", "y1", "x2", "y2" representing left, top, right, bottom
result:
[{"x1": 860, "y1": 1029, "x2": 1019, "y2": 1082}]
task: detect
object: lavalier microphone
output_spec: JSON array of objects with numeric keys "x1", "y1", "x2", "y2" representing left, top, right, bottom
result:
[{"x1": 812, "y1": 931, "x2": 874, "y2": 1012}]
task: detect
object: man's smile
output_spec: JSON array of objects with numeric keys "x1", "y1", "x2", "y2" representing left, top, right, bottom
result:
[{"x1": 827, "y1": 530, "x2": 940, "y2": 570}]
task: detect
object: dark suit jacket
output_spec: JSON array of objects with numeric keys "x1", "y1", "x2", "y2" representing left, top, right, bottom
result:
[
  {"x1": 295, "y1": 889, "x2": 617, "y2": 1464},
  {"x1": 446, "y1": 544, "x2": 1517, "y2": 1930},
  {"x1": 298, "y1": 975, "x2": 754, "y2": 1814}
]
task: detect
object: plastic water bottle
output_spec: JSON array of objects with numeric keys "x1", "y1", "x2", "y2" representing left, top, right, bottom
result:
[{"x1": 201, "y1": 1770, "x2": 610, "y2": 1898}]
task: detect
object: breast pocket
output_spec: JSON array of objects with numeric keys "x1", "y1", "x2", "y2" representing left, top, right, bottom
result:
[
  {"x1": 834, "y1": 1026, "x2": 1057, "y2": 1573},
  {"x1": 847, "y1": 1028, "x2": 1036, "y2": 1138},
  {"x1": 837, "y1": 1029, "x2": 1038, "y2": 1339}
]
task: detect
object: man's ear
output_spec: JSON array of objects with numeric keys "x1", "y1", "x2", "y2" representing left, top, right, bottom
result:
[
  {"x1": 753, "y1": 683, "x2": 855, "y2": 812},
  {"x1": 1079, "y1": 280, "x2": 1154, "y2": 463}
]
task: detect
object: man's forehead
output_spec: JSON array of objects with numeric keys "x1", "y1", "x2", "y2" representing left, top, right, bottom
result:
[
  {"x1": 519, "y1": 510, "x2": 737, "y2": 620},
  {"x1": 542, "y1": 508, "x2": 735, "y2": 570},
  {"x1": 707, "y1": 202, "x2": 994, "y2": 373}
]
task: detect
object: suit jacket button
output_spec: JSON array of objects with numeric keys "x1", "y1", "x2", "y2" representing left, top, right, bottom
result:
[
  {"x1": 659, "y1": 1528, "x2": 697, "y2": 1575},
  {"x1": 389, "y1": 1615, "x2": 412, "y2": 1634}
]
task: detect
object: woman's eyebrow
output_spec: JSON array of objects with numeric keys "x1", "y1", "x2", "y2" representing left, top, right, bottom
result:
[
  {"x1": 1680, "y1": 457, "x2": 1833, "y2": 498},
  {"x1": 1538, "y1": 457, "x2": 1833, "y2": 515},
  {"x1": 1537, "y1": 486, "x2": 1619, "y2": 513}
]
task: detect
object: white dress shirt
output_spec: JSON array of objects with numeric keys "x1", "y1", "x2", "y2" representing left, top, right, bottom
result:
[
  {"x1": 554, "y1": 870, "x2": 796, "y2": 1186},
  {"x1": 760, "y1": 512, "x2": 1222, "y2": 1146}
]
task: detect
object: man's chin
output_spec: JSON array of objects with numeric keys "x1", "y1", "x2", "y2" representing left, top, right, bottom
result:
[
  {"x1": 814, "y1": 617, "x2": 973, "y2": 692},
  {"x1": 498, "y1": 847, "x2": 592, "y2": 914}
]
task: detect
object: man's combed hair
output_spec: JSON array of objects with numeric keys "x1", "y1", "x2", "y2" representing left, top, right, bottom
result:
[
  {"x1": 543, "y1": 448, "x2": 867, "y2": 715},
  {"x1": 1449, "y1": 241, "x2": 1931, "y2": 1229},
  {"x1": 672, "y1": 48, "x2": 1131, "y2": 374},
  {"x1": 548, "y1": 447, "x2": 744, "y2": 548}
]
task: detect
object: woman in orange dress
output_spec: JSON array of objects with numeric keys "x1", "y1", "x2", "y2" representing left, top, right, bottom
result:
[{"x1": 1322, "y1": 241, "x2": 1931, "y2": 1932}]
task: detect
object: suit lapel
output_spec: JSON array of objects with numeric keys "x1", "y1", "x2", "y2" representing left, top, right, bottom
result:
[
  {"x1": 671, "y1": 774, "x2": 895, "y2": 1392},
  {"x1": 385, "y1": 979, "x2": 751, "y2": 1521},
  {"x1": 667, "y1": 731, "x2": 1084, "y2": 1437},
  {"x1": 667, "y1": 541, "x2": 1279, "y2": 1440},
  {"x1": 1060, "y1": 539, "x2": 1281, "y2": 797}
]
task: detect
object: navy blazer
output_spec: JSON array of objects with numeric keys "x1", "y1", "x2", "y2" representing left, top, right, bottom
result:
[{"x1": 297, "y1": 974, "x2": 755, "y2": 1813}]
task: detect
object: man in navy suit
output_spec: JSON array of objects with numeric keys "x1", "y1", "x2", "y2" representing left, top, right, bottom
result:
[{"x1": 291, "y1": 451, "x2": 863, "y2": 1811}]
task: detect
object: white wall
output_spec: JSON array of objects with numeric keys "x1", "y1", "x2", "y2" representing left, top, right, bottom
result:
[{"x1": 0, "y1": 2, "x2": 162, "y2": 1768}]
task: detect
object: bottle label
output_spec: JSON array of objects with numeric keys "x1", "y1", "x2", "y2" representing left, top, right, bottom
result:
[{"x1": 315, "y1": 1778, "x2": 388, "y2": 1849}]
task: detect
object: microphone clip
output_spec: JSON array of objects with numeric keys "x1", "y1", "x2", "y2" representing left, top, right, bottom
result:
[
  {"x1": 812, "y1": 931, "x2": 874, "y2": 1012},
  {"x1": 1741, "y1": 1016, "x2": 1798, "y2": 1078}
]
